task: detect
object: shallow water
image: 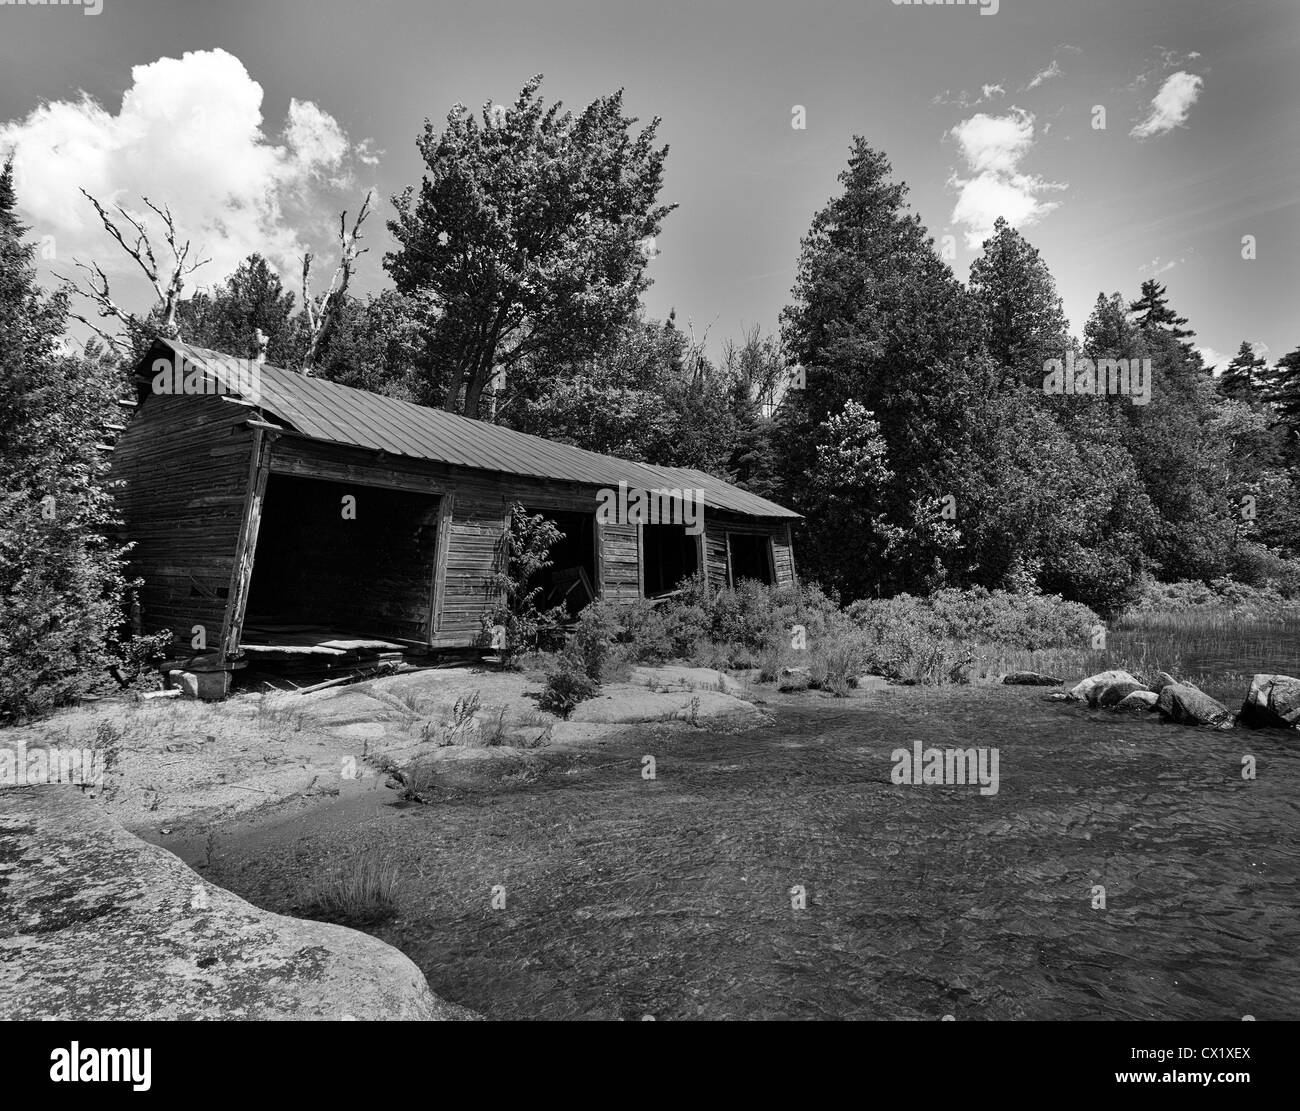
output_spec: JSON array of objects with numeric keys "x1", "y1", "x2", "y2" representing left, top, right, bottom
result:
[{"x1": 205, "y1": 685, "x2": 1300, "y2": 1020}]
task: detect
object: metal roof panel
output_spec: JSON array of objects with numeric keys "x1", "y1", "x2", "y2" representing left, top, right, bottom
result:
[{"x1": 146, "y1": 339, "x2": 801, "y2": 519}]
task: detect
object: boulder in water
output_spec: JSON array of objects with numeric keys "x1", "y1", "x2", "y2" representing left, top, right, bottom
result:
[
  {"x1": 1239, "y1": 674, "x2": 1300, "y2": 730},
  {"x1": 1003, "y1": 671, "x2": 1063, "y2": 686},
  {"x1": 1114, "y1": 690, "x2": 1159, "y2": 714},
  {"x1": 1148, "y1": 671, "x2": 1179, "y2": 696},
  {"x1": 1156, "y1": 682, "x2": 1236, "y2": 730},
  {"x1": 1098, "y1": 680, "x2": 1149, "y2": 708},
  {"x1": 1069, "y1": 669, "x2": 1145, "y2": 708}
]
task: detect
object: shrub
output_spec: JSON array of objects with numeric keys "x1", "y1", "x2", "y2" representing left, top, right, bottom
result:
[
  {"x1": 1124, "y1": 574, "x2": 1300, "y2": 618},
  {"x1": 757, "y1": 644, "x2": 781, "y2": 682},
  {"x1": 819, "y1": 632, "x2": 869, "y2": 696},
  {"x1": 481, "y1": 502, "x2": 567, "y2": 664},
  {"x1": 570, "y1": 603, "x2": 620, "y2": 681},
  {"x1": 538, "y1": 656, "x2": 599, "y2": 718},
  {"x1": 848, "y1": 587, "x2": 1098, "y2": 652},
  {"x1": 112, "y1": 629, "x2": 174, "y2": 690}
]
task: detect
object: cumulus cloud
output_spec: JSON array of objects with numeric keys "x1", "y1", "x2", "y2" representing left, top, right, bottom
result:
[
  {"x1": 0, "y1": 48, "x2": 373, "y2": 289},
  {"x1": 1130, "y1": 71, "x2": 1203, "y2": 137},
  {"x1": 947, "y1": 109, "x2": 1065, "y2": 249}
]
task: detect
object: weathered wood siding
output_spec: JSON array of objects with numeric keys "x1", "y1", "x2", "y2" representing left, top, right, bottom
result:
[
  {"x1": 108, "y1": 393, "x2": 257, "y2": 651},
  {"x1": 112, "y1": 404, "x2": 800, "y2": 655},
  {"x1": 702, "y1": 512, "x2": 797, "y2": 590},
  {"x1": 703, "y1": 524, "x2": 729, "y2": 593},
  {"x1": 773, "y1": 525, "x2": 796, "y2": 586},
  {"x1": 602, "y1": 522, "x2": 640, "y2": 602}
]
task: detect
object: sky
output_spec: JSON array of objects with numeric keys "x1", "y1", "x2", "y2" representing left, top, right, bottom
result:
[{"x1": 1, "y1": 0, "x2": 1296, "y2": 371}]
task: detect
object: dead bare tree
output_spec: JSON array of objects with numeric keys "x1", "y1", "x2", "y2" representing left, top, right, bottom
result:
[
  {"x1": 59, "y1": 190, "x2": 208, "y2": 351},
  {"x1": 300, "y1": 191, "x2": 374, "y2": 375}
]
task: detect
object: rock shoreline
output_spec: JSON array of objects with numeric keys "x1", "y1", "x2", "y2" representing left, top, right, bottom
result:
[
  {"x1": 1055, "y1": 668, "x2": 1300, "y2": 732},
  {"x1": 0, "y1": 786, "x2": 477, "y2": 1021}
]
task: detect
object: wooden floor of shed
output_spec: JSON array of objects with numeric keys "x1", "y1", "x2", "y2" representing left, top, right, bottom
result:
[{"x1": 237, "y1": 623, "x2": 422, "y2": 689}]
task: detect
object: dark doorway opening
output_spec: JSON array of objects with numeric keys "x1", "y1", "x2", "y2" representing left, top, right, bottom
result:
[
  {"x1": 643, "y1": 524, "x2": 699, "y2": 597},
  {"x1": 728, "y1": 532, "x2": 774, "y2": 587},
  {"x1": 528, "y1": 508, "x2": 598, "y2": 620},
  {"x1": 245, "y1": 473, "x2": 442, "y2": 644}
]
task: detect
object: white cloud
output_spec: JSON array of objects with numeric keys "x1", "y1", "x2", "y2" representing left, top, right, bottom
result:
[
  {"x1": 1024, "y1": 60, "x2": 1062, "y2": 90},
  {"x1": 1196, "y1": 346, "x2": 1230, "y2": 372},
  {"x1": 0, "y1": 48, "x2": 374, "y2": 290},
  {"x1": 947, "y1": 109, "x2": 1065, "y2": 249},
  {"x1": 933, "y1": 83, "x2": 1006, "y2": 109},
  {"x1": 1140, "y1": 255, "x2": 1180, "y2": 275},
  {"x1": 1130, "y1": 71, "x2": 1204, "y2": 138}
]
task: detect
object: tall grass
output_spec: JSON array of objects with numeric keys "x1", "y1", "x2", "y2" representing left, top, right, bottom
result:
[{"x1": 299, "y1": 848, "x2": 401, "y2": 927}]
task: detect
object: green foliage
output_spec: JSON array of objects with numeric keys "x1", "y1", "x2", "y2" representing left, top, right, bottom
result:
[
  {"x1": 482, "y1": 503, "x2": 567, "y2": 662},
  {"x1": 312, "y1": 289, "x2": 436, "y2": 400},
  {"x1": 720, "y1": 327, "x2": 785, "y2": 498},
  {"x1": 114, "y1": 629, "x2": 174, "y2": 690},
  {"x1": 1129, "y1": 278, "x2": 1195, "y2": 349},
  {"x1": 0, "y1": 156, "x2": 135, "y2": 723},
  {"x1": 569, "y1": 604, "x2": 622, "y2": 683},
  {"x1": 158, "y1": 253, "x2": 302, "y2": 364},
  {"x1": 968, "y1": 215, "x2": 1070, "y2": 387},
  {"x1": 1219, "y1": 340, "x2": 1268, "y2": 401},
  {"x1": 777, "y1": 138, "x2": 1003, "y2": 598},
  {"x1": 1125, "y1": 575, "x2": 1300, "y2": 615},
  {"x1": 386, "y1": 74, "x2": 675, "y2": 419},
  {"x1": 538, "y1": 659, "x2": 599, "y2": 719},
  {"x1": 507, "y1": 312, "x2": 740, "y2": 474},
  {"x1": 800, "y1": 400, "x2": 897, "y2": 600},
  {"x1": 847, "y1": 588, "x2": 1099, "y2": 651}
]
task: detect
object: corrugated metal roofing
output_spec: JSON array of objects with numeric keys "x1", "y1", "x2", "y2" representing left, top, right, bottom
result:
[{"x1": 143, "y1": 339, "x2": 801, "y2": 519}]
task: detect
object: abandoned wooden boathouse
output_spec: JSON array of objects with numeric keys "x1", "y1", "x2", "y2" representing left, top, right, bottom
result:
[{"x1": 110, "y1": 338, "x2": 800, "y2": 691}]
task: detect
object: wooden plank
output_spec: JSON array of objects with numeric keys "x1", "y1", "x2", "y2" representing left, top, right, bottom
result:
[
  {"x1": 637, "y1": 523, "x2": 645, "y2": 599},
  {"x1": 220, "y1": 426, "x2": 270, "y2": 662},
  {"x1": 427, "y1": 492, "x2": 454, "y2": 642},
  {"x1": 696, "y1": 523, "x2": 709, "y2": 598}
]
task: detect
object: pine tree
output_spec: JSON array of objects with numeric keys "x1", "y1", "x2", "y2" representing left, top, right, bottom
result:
[
  {"x1": 1219, "y1": 340, "x2": 1268, "y2": 400},
  {"x1": 159, "y1": 253, "x2": 302, "y2": 364},
  {"x1": 1266, "y1": 344, "x2": 1300, "y2": 465},
  {"x1": 780, "y1": 138, "x2": 1028, "y2": 597},
  {"x1": 0, "y1": 155, "x2": 136, "y2": 722},
  {"x1": 1129, "y1": 279, "x2": 1195, "y2": 349},
  {"x1": 967, "y1": 216, "x2": 1069, "y2": 388}
]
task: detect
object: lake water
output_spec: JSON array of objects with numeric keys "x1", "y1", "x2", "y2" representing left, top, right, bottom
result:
[{"x1": 204, "y1": 684, "x2": 1300, "y2": 1020}]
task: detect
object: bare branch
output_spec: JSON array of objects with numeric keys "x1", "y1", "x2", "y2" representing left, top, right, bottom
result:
[
  {"x1": 300, "y1": 191, "x2": 375, "y2": 373},
  {"x1": 78, "y1": 190, "x2": 208, "y2": 340},
  {"x1": 301, "y1": 251, "x2": 318, "y2": 333}
]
